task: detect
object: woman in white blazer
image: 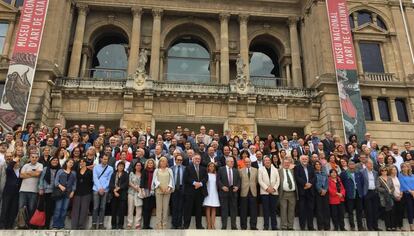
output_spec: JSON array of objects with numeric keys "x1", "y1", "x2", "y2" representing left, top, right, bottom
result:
[
  {"x1": 151, "y1": 157, "x2": 175, "y2": 229},
  {"x1": 258, "y1": 156, "x2": 280, "y2": 230}
]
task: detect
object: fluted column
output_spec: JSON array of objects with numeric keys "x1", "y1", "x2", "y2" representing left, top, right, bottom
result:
[
  {"x1": 220, "y1": 13, "x2": 230, "y2": 84},
  {"x1": 239, "y1": 14, "x2": 250, "y2": 80},
  {"x1": 288, "y1": 17, "x2": 303, "y2": 88},
  {"x1": 2, "y1": 19, "x2": 15, "y2": 57},
  {"x1": 68, "y1": 4, "x2": 88, "y2": 78},
  {"x1": 150, "y1": 9, "x2": 163, "y2": 80},
  {"x1": 127, "y1": 7, "x2": 142, "y2": 75},
  {"x1": 80, "y1": 47, "x2": 89, "y2": 77}
]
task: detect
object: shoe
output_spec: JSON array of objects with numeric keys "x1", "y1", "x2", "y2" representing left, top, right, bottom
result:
[
  {"x1": 271, "y1": 227, "x2": 279, "y2": 230},
  {"x1": 196, "y1": 226, "x2": 205, "y2": 229},
  {"x1": 374, "y1": 228, "x2": 382, "y2": 231},
  {"x1": 231, "y1": 227, "x2": 238, "y2": 230},
  {"x1": 359, "y1": 227, "x2": 367, "y2": 231},
  {"x1": 91, "y1": 224, "x2": 97, "y2": 230},
  {"x1": 98, "y1": 224, "x2": 106, "y2": 230},
  {"x1": 308, "y1": 228, "x2": 315, "y2": 231},
  {"x1": 250, "y1": 227, "x2": 258, "y2": 230}
]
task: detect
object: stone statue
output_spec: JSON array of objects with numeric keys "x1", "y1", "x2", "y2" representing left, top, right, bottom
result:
[
  {"x1": 137, "y1": 49, "x2": 148, "y2": 73},
  {"x1": 236, "y1": 54, "x2": 245, "y2": 76}
]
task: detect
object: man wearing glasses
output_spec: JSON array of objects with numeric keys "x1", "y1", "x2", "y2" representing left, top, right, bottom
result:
[{"x1": 171, "y1": 155, "x2": 186, "y2": 229}]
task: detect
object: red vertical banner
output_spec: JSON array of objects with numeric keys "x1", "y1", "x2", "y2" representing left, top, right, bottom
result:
[
  {"x1": 0, "y1": 0, "x2": 50, "y2": 131},
  {"x1": 326, "y1": 0, "x2": 366, "y2": 141}
]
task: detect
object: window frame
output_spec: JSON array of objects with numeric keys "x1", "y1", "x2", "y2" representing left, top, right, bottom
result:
[
  {"x1": 361, "y1": 97, "x2": 374, "y2": 121},
  {"x1": 377, "y1": 97, "x2": 391, "y2": 122},
  {"x1": 395, "y1": 98, "x2": 409, "y2": 123}
]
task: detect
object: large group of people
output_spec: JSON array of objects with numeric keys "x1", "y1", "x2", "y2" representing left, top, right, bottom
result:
[{"x1": 0, "y1": 123, "x2": 413, "y2": 231}]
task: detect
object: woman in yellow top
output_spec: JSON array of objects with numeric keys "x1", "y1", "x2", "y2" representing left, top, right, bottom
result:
[{"x1": 152, "y1": 156, "x2": 174, "y2": 229}]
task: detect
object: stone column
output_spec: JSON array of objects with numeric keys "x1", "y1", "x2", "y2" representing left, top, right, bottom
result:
[
  {"x1": 288, "y1": 17, "x2": 303, "y2": 88},
  {"x1": 68, "y1": 4, "x2": 88, "y2": 78},
  {"x1": 354, "y1": 39, "x2": 364, "y2": 75},
  {"x1": 1, "y1": 19, "x2": 15, "y2": 58},
  {"x1": 371, "y1": 96, "x2": 381, "y2": 121},
  {"x1": 389, "y1": 97, "x2": 399, "y2": 122},
  {"x1": 285, "y1": 64, "x2": 291, "y2": 87},
  {"x1": 80, "y1": 47, "x2": 89, "y2": 78},
  {"x1": 239, "y1": 14, "x2": 250, "y2": 80},
  {"x1": 220, "y1": 13, "x2": 230, "y2": 84},
  {"x1": 150, "y1": 9, "x2": 163, "y2": 81},
  {"x1": 127, "y1": 7, "x2": 142, "y2": 75}
]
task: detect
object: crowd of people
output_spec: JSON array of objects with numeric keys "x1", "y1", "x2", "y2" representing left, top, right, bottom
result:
[{"x1": 0, "y1": 122, "x2": 413, "y2": 231}]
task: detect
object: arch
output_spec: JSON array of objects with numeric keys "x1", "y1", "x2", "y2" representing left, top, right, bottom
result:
[
  {"x1": 348, "y1": 6, "x2": 394, "y2": 32},
  {"x1": 84, "y1": 19, "x2": 131, "y2": 46},
  {"x1": 248, "y1": 30, "x2": 289, "y2": 57},
  {"x1": 161, "y1": 18, "x2": 220, "y2": 51}
]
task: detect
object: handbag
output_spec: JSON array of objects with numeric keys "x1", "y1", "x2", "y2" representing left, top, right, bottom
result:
[
  {"x1": 16, "y1": 206, "x2": 28, "y2": 229},
  {"x1": 51, "y1": 187, "x2": 66, "y2": 200},
  {"x1": 30, "y1": 195, "x2": 46, "y2": 227}
]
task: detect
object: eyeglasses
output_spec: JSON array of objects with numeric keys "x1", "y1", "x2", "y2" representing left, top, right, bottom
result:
[{"x1": 176, "y1": 159, "x2": 183, "y2": 162}]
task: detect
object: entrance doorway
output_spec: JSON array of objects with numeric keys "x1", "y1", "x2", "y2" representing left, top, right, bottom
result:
[
  {"x1": 155, "y1": 122, "x2": 224, "y2": 135},
  {"x1": 256, "y1": 125, "x2": 304, "y2": 139}
]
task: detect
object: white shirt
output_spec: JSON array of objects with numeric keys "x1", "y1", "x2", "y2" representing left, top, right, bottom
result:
[
  {"x1": 282, "y1": 168, "x2": 295, "y2": 191},
  {"x1": 226, "y1": 165, "x2": 233, "y2": 186},
  {"x1": 392, "y1": 154, "x2": 404, "y2": 172},
  {"x1": 250, "y1": 154, "x2": 257, "y2": 162},
  {"x1": 256, "y1": 159, "x2": 263, "y2": 168},
  {"x1": 367, "y1": 170, "x2": 375, "y2": 190},
  {"x1": 0, "y1": 153, "x2": 5, "y2": 166}
]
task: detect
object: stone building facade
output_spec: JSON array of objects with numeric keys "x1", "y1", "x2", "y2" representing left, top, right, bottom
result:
[{"x1": 0, "y1": 0, "x2": 414, "y2": 144}]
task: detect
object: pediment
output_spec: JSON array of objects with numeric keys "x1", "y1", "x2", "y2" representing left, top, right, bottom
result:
[
  {"x1": 354, "y1": 23, "x2": 387, "y2": 35},
  {"x1": 0, "y1": 1, "x2": 18, "y2": 13}
]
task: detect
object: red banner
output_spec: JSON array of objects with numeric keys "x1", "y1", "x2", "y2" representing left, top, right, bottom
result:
[
  {"x1": 326, "y1": 0, "x2": 366, "y2": 142},
  {"x1": 327, "y1": 0, "x2": 357, "y2": 70},
  {"x1": 0, "y1": 0, "x2": 50, "y2": 131}
]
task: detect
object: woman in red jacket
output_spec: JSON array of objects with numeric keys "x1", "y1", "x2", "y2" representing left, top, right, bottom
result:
[{"x1": 328, "y1": 169, "x2": 346, "y2": 231}]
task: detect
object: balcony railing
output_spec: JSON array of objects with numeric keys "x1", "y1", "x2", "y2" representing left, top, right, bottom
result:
[
  {"x1": 86, "y1": 68, "x2": 127, "y2": 79},
  {"x1": 54, "y1": 77, "x2": 317, "y2": 98},
  {"x1": 55, "y1": 77, "x2": 126, "y2": 89},
  {"x1": 363, "y1": 72, "x2": 396, "y2": 82},
  {"x1": 162, "y1": 73, "x2": 216, "y2": 84},
  {"x1": 250, "y1": 76, "x2": 285, "y2": 87}
]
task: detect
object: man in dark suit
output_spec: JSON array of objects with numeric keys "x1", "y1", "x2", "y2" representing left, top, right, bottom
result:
[
  {"x1": 321, "y1": 131, "x2": 335, "y2": 156},
  {"x1": 183, "y1": 154, "x2": 208, "y2": 229},
  {"x1": 171, "y1": 154, "x2": 186, "y2": 229},
  {"x1": 357, "y1": 159, "x2": 381, "y2": 231},
  {"x1": 142, "y1": 126, "x2": 155, "y2": 147},
  {"x1": 219, "y1": 129, "x2": 231, "y2": 150},
  {"x1": 294, "y1": 155, "x2": 316, "y2": 230},
  {"x1": 202, "y1": 146, "x2": 225, "y2": 168},
  {"x1": 217, "y1": 157, "x2": 240, "y2": 230}
]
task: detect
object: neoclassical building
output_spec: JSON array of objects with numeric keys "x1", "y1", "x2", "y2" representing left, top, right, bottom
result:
[{"x1": 0, "y1": 0, "x2": 414, "y2": 144}]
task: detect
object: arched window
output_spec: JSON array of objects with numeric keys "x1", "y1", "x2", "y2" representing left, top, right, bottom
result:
[
  {"x1": 249, "y1": 43, "x2": 281, "y2": 87},
  {"x1": 91, "y1": 33, "x2": 128, "y2": 79},
  {"x1": 166, "y1": 38, "x2": 210, "y2": 83}
]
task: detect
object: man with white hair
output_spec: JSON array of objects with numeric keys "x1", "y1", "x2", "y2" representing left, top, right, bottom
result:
[
  {"x1": 219, "y1": 129, "x2": 232, "y2": 149},
  {"x1": 238, "y1": 131, "x2": 252, "y2": 148}
]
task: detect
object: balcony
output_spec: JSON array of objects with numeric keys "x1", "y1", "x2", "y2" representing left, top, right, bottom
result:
[
  {"x1": 85, "y1": 68, "x2": 127, "y2": 80},
  {"x1": 362, "y1": 72, "x2": 397, "y2": 82},
  {"x1": 53, "y1": 77, "x2": 317, "y2": 100},
  {"x1": 250, "y1": 76, "x2": 285, "y2": 87}
]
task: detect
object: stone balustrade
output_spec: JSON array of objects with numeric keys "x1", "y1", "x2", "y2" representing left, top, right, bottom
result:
[{"x1": 363, "y1": 72, "x2": 397, "y2": 82}]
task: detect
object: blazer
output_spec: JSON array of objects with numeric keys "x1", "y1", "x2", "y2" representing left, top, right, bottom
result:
[
  {"x1": 321, "y1": 138, "x2": 335, "y2": 156},
  {"x1": 171, "y1": 164, "x2": 186, "y2": 191},
  {"x1": 294, "y1": 164, "x2": 316, "y2": 196},
  {"x1": 168, "y1": 157, "x2": 189, "y2": 168},
  {"x1": 201, "y1": 153, "x2": 225, "y2": 168},
  {"x1": 376, "y1": 176, "x2": 395, "y2": 211},
  {"x1": 217, "y1": 166, "x2": 241, "y2": 197},
  {"x1": 278, "y1": 168, "x2": 298, "y2": 200},
  {"x1": 183, "y1": 163, "x2": 208, "y2": 196},
  {"x1": 3, "y1": 161, "x2": 21, "y2": 195},
  {"x1": 109, "y1": 171, "x2": 130, "y2": 201},
  {"x1": 152, "y1": 168, "x2": 175, "y2": 191},
  {"x1": 239, "y1": 167, "x2": 258, "y2": 197},
  {"x1": 258, "y1": 165, "x2": 280, "y2": 195},
  {"x1": 340, "y1": 170, "x2": 363, "y2": 199},
  {"x1": 328, "y1": 177, "x2": 345, "y2": 204},
  {"x1": 359, "y1": 168, "x2": 378, "y2": 196}
]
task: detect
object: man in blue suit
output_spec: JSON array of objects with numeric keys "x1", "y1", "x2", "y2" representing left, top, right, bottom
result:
[
  {"x1": 357, "y1": 159, "x2": 381, "y2": 231},
  {"x1": 340, "y1": 161, "x2": 366, "y2": 231}
]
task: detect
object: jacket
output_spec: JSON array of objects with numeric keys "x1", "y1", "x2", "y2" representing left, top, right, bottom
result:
[
  {"x1": 376, "y1": 176, "x2": 395, "y2": 211},
  {"x1": 328, "y1": 177, "x2": 345, "y2": 204},
  {"x1": 109, "y1": 171, "x2": 129, "y2": 201},
  {"x1": 315, "y1": 170, "x2": 329, "y2": 194},
  {"x1": 258, "y1": 165, "x2": 280, "y2": 195},
  {"x1": 239, "y1": 167, "x2": 258, "y2": 197}
]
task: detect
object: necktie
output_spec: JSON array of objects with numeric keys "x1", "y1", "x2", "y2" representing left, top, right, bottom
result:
[
  {"x1": 195, "y1": 165, "x2": 199, "y2": 180},
  {"x1": 229, "y1": 168, "x2": 233, "y2": 186},
  {"x1": 176, "y1": 166, "x2": 181, "y2": 189},
  {"x1": 286, "y1": 169, "x2": 293, "y2": 190},
  {"x1": 247, "y1": 168, "x2": 251, "y2": 179}
]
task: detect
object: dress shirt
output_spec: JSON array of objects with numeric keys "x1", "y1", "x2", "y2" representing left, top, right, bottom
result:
[
  {"x1": 303, "y1": 165, "x2": 309, "y2": 183},
  {"x1": 283, "y1": 168, "x2": 295, "y2": 191},
  {"x1": 367, "y1": 170, "x2": 375, "y2": 190}
]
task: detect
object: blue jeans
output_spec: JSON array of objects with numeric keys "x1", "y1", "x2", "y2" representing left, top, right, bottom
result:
[
  {"x1": 18, "y1": 192, "x2": 37, "y2": 219},
  {"x1": 52, "y1": 197, "x2": 70, "y2": 229},
  {"x1": 92, "y1": 192, "x2": 108, "y2": 225}
]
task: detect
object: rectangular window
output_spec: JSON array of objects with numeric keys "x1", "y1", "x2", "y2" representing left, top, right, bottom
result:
[
  {"x1": 362, "y1": 97, "x2": 373, "y2": 121},
  {"x1": 395, "y1": 98, "x2": 409, "y2": 122},
  {"x1": 359, "y1": 42, "x2": 385, "y2": 73},
  {"x1": 378, "y1": 97, "x2": 390, "y2": 121},
  {"x1": 0, "y1": 22, "x2": 9, "y2": 54},
  {"x1": 15, "y1": 0, "x2": 24, "y2": 7}
]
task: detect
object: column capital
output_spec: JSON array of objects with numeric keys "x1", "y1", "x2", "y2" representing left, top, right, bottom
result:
[
  {"x1": 238, "y1": 14, "x2": 249, "y2": 24},
  {"x1": 76, "y1": 3, "x2": 89, "y2": 15},
  {"x1": 152, "y1": 8, "x2": 163, "y2": 18},
  {"x1": 287, "y1": 16, "x2": 299, "y2": 26},
  {"x1": 131, "y1": 7, "x2": 143, "y2": 17},
  {"x1": 219, "y1": 13, "x2": 230, "y2": 22}
]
